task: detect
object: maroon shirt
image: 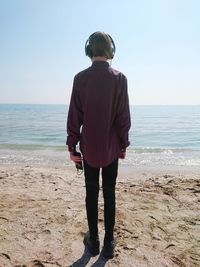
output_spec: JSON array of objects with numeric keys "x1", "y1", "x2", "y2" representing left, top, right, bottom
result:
[{"x1": 66, "y1": 61, "x2": 131, "y2": 168}]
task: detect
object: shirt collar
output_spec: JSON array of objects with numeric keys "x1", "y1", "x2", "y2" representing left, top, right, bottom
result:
[{"x1": 91, "y1": 61, "x2": 110, "y2": 68}]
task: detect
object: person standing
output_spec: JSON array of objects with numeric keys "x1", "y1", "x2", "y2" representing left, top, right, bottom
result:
[{"x1": 66, "y1": 31, "x2": 131, "y2": 259}]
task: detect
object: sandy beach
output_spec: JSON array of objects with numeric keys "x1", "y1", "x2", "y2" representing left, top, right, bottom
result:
[{"x1": 0, "y1": 163, "x2": 200, "y2": 267}]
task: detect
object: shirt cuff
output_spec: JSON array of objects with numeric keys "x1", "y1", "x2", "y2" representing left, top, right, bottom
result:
[{"x1": 68, "y1": 146, "x2": 76, "y2": 152}]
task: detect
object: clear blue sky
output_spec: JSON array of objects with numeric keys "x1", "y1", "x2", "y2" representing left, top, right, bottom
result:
[{"x1": 0, "y1": 0, "x2": 199, "y2": 105}]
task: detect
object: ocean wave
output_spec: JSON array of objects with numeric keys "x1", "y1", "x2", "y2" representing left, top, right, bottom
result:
[
  {"x1": 0, "y1": 143, "x2": 199, "y2": 154},
  {"x1": 129, "y1": 147, "x2": 198, "y2": 154},
  {"x1": 0, "y1": 143, "x2": 66, "y2": 151}
]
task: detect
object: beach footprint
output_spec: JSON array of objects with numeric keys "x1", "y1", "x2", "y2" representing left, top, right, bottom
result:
[
  {"x1": 26, "y1": 260, "x2": 45, "y2": 267},
  {"x1": 0, "y1": 253, "x2": 12, "y2": 267},
  {"x1": 14, "y1": 260, "x2": 45, "y2": 267}
]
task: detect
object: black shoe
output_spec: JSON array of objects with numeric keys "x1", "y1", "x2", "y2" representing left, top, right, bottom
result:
[
  {"x1": 102, "y1": 239, "x2": 116, "y2": 259},
  {"x1": 83, "y1": 231, "x2": 100, "y2": 256}
]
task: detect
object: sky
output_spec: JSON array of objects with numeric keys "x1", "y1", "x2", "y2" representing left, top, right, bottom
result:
[{"x1": 0, "y1": 0, "x2": 200, "y2": 105}]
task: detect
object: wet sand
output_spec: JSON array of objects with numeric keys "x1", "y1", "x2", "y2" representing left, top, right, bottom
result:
[{"x1": 0, "y1": 164, "x2": 200, "y2": 267}]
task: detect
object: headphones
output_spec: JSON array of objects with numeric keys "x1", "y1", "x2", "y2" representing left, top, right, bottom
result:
[{"x1": 85, "y1": 32, "x2": 116, "y2": 59}]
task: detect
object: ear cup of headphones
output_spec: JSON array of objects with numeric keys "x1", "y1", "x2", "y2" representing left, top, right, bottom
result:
[
  {"x1": 85, "y1": 32, "x2": 96, "y2": 58},
  {"x1": 107, "y1": 34, "x2": 116, "y2": 59},
  {"x1": 85, "y1": 43, "x2": 93, "y2": 58}
]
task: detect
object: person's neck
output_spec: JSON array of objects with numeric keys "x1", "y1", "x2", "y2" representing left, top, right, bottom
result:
[{"x1": 92, "y1": 56, "x2": 107, "y2": 62}]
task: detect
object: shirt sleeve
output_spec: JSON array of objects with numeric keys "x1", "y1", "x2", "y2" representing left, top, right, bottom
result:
[
  {"x1": 115, "y1": 74, "x2": 131, "y2": 150},
  {"x1": 66, "y1": 75, "x2": 83, "y2": 148}
]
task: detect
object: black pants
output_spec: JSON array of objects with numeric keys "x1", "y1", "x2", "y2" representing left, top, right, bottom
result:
[{"x1": 83, "y1": 158, "x2": 118, "y2": 242}]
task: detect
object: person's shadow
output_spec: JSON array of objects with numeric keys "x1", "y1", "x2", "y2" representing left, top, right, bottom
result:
[{"x1": 68, "y1": 246, "x2": 108, "y2": 267}]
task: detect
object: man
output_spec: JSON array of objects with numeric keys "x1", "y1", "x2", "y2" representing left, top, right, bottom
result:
[{"x1": 66, "y1": 31, "x2": 131, "y2": 259}]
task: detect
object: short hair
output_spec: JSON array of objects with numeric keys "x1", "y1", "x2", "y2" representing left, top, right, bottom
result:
[{"x1": 85, "y1": 31, "x2": 115, "y2": 59}]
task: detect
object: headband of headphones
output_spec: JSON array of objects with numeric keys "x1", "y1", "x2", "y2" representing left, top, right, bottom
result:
[{"x1": 85, "y1": 31, "x2": 116, "y2": 59}]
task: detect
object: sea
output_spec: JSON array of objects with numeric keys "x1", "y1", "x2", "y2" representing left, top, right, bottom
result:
[{"x1": 0, "y1": 104, "x2": 200, "y2": 169}]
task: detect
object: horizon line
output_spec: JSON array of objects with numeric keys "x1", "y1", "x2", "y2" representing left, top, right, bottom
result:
[{"x1": 0, "y1": 103, "x2": 200, "y2": 106}]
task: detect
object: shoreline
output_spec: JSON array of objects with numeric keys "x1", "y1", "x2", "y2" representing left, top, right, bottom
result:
[{"x1": 1, "y1": 147, "x2": 200, "y2": 170}]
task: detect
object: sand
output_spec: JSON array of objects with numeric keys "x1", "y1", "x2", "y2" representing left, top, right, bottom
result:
[{"x1": 0, "y1": 163, "x2": 200, "y2": 267}]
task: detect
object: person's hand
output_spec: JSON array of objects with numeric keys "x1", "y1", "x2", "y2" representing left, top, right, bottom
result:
[
  {"x1": 119, "y1": 150, "x2": 126, "y2": 159},
  {"x1": 70, "y1": 151, "x2": 82, "y2": 167}
]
